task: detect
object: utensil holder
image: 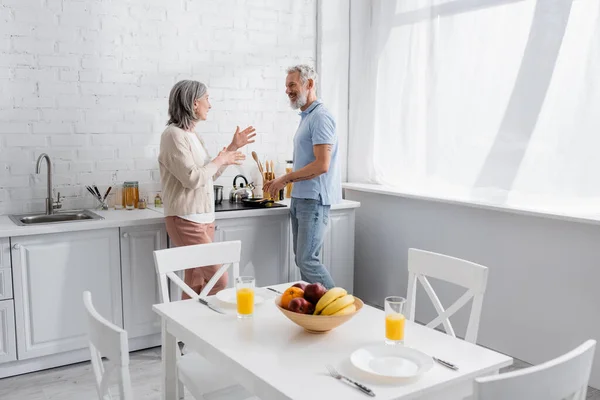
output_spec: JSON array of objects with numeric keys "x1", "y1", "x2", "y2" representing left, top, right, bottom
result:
[
  {"x1": 94, "y1": 198, "x2": 109, "y2": 210},
  {"x1": 262, "y1": 172, "x2": 274, "y2": 200}
]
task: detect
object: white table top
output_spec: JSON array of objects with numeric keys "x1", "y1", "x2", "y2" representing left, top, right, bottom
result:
[{"x1": 153, "y1": 283, "x2": 512, "y2": 400}]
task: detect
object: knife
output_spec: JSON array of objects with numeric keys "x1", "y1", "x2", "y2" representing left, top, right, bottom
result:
[
  {"x1": 433, "y1": 357, "x2": 459, "y2": 371},
  {"x1": 93, "y1": 185, "x2": 102, "y2": 199},
  {"x1": 266, "y1": 287, "x2": 282, "y2": 295},
  {"x1": 102, "y1": 186, "x2": 112, "y2": 201},
  {"x1": 86, "y1": 186, "x2": 99, "y2": 200},
  {"x1": 198, "y1": 298, "x2": 225, "y2": 314}
]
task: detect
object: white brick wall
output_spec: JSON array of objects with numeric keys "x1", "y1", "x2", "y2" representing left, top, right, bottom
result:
[{"x1": 0, "y1": 0, "x2": 316, "y2": 214}]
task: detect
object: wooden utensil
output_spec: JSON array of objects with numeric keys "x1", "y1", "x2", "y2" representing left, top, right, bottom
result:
[{"x1": 252, "y1": 151, "x2": 264, "y2": 175}]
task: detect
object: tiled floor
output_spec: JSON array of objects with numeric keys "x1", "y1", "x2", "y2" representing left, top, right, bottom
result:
[
  {"x1": 0, "y1": 347, "x2": 193, "y2": 400},
  {"x1": 0, "y1": 347, "x2": 599, "y2": 399}
]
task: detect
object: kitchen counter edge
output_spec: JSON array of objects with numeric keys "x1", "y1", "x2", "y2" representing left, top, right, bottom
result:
[{"x1": 0, "y1": 199, "x2": 360, "y2": 238}]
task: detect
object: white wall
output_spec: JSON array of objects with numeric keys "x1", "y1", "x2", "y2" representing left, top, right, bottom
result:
[
  {"x1": 346, "y1": 188, "x2": 600, "y2": 389},
  {"x1": 0, "y1": 0, "x2": 317, "y2": 214}
]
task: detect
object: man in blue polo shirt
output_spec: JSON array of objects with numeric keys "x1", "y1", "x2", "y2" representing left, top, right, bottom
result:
[{"x1": 264, "y1": 65, "x2": 341, "y2": 289}]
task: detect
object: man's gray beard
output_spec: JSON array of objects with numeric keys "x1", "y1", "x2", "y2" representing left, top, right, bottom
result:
[{"x1": 289, "y1": 92, "x2": 308, "y2": 110}]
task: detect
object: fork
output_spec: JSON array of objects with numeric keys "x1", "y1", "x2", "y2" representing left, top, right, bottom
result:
[{"x1": 326, "y1": 364, "x2": 375, "y2": 397}]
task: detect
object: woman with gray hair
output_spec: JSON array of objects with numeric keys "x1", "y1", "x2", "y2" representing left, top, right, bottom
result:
[{"x1": 158, "y1": 80, "x2": 256, "y2": 298}]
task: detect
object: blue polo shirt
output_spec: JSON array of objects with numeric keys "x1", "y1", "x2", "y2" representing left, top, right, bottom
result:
[{"x1": 291, "y1": 100, "x2": 342, "y2": 206}]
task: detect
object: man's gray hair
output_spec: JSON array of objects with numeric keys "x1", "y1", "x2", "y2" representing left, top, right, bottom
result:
[
  {"x1": 286, "y1": 64, "x2": 318, "y2": 87},
  {"x1": 167, "y1": 80, "x2": 207, "y2": 131}
]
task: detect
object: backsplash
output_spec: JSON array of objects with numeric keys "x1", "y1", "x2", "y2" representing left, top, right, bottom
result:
[{"x1": 0, "y1": 0, "x2": 315, "y2": 214}]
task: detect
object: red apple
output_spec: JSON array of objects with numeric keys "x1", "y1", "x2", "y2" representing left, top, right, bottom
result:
[
  {"x1": 288, "y1": 297, "x2": 315, "y2": 314},
  {"x1": 292, "y1": 282, "x2": 307, "y2": 291},
  {"x1": 303, "y1": 282, "x2": 327, "y2": 305}
]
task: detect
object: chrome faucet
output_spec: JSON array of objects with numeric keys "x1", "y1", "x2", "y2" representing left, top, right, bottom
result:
[{"x1": 36, "y1": 153, "x2": 61, "y2": 215}]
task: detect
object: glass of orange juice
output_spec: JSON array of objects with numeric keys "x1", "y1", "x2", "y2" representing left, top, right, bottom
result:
[
  {"x1": 236, "y1": 276, "x2": 255, "y2": 319},
  {"x1": 385, "y1": 296, "x2": 406, "y2": 345}
]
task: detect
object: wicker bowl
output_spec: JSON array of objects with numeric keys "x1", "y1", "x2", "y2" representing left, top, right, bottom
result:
[{"x1": 275, "y1": 295, "x2": 364, "y2": 333}]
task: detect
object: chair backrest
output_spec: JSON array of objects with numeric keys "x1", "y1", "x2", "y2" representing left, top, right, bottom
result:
[
  {"x1": 82, "y1": 291, "x2": 133, "y2": 400},
  {"x1": 406, "y1": 248, "x2": 489, "y2": 343},
  {"x1": 153, "y1": 240, "x2": 242, "y2": 303},
  {"x1": 474, "y1": 340, "x2": 596, "y2": 400}
]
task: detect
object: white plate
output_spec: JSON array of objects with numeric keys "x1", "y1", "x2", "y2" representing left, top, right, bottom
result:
[
  {"x1": 350, "y1": 344, "x2": 434, "y2": 379},
  {"x1": 215, "y1": 287, "x2": 265, "y2": 306}
]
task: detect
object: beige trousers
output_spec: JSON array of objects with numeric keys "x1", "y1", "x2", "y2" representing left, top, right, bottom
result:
[{"x1": 164, "y1": 216, "x2": 227, "y2": 299}]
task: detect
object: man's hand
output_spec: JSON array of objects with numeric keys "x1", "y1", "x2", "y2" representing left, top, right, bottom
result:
[
  {"x1": 263, "y1": 176, "x2": 286, "y2": 197},
  {"x1": 230, "y1": 126, "x2": 256, "y2": 150}
]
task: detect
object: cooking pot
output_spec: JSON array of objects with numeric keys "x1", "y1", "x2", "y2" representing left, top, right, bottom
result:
[{"x1": 214, "y1": 185, "x2": 223, "y2": 205}]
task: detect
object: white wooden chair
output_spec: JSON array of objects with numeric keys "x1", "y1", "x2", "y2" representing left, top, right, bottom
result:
[
  {"x1": 406, "y1": 248, "x2": 489, "y2": 343},
  {"x1": 83, "y1": 291, "x2": 133, "y2": 400},
  {"x1": 153, "y1": 240, "x2": 255, "y2": 400},
  {"x1": 474, "y1": 340, "x2": 596, "y2": 400}
]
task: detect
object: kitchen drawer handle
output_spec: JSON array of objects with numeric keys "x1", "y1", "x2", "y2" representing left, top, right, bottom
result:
[
  {"x1": 12, "y1": 244, "x2": 20, "y2": 250},
  {"x1": 122, "y1": 233, "x2": 129, "y2": 238}
]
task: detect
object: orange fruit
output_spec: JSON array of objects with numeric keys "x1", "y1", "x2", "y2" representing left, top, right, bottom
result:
[{"x1": 281, "y1": 287, "x2": 304, "y2": 309}]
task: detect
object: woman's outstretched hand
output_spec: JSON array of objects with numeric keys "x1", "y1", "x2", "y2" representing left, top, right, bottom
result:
[
  {"x1": 230, "y1": 126, "x2": 256, "y2": 150},
  {"x1": 215, "y1": 147, "x2": 246, "y2": 166}
]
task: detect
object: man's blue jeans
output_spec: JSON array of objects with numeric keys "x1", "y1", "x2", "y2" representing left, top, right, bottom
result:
[{"x1": 290, "y1": 198, "x2": 335, "y2": 289}]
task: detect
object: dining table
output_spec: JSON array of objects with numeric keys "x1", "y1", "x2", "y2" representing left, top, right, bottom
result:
[{"x1": 152, "y1": 282, "x2": 513, "y2": 400}]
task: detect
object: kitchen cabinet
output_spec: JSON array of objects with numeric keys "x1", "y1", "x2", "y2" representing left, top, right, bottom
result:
[
  {"x1": 215, "y1": 215, "x2": 290, "y2": 288},
  {"x1": 289, "y1": 208, "x2": 356, "y2": 292},
  {"x1": 11, "y1": 229, "x2": 122, "y2": 360},
  {"x1": 322, "y1": 209, "x2": 356, "y2": 292},
  {"x1": 120, "y1": 224, "x2": 166, "y2": 349},
  {"x1": 0, "y1": 300, "x2": 16, "y2": 364},
  {"x1": 0, "y1": 238, "x2": 11, "y2": 300}
]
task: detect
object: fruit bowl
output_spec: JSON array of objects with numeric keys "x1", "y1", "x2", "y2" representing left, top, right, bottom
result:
[{"x1": 275, "y1": 295, "x2": 364, "y2": 333}]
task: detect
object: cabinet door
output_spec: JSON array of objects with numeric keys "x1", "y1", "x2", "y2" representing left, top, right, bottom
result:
[
  {"x1": 12, "y1": 229, "x2": 122, "y2": 360},
  {"x1": 120, "y1": 224, "x2": 166, "y2": 339},
  {"x1": 216, "y1": 215, "x2": 290, "y2": 288},
  {"x1": 322, "y1": 210, "x2": 356, "y2": 293},
  {"x1": 0, "y1": 300, "x2": 16, "y2": 364},
  {"x1": 0, "y1": 239, "x2": 11, "y2": 300}
]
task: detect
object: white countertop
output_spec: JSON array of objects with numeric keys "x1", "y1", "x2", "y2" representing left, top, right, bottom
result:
[
  {"x1": 0, "y1": 199, "x2": 360, "y2": 238},
  {"x1": 0, "y1": 208, "x2": 165, "y2": 238}
]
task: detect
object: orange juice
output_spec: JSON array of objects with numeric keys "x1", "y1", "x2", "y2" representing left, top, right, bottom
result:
[
  {"x1": 236, "y1": 288, "x2": 254, "y2": 316},
  {"x1": 385, "y1": 313, "x2": 405, "y2": 341}
]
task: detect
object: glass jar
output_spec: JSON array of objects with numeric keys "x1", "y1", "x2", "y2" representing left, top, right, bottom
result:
[
  {"x1": 121, "y1": 182, "x2": 128, "y2": 209},
  {"x1": 113, "y1": 184, "x2": 123, "y2": 210},
  {"x1": 123, "y1": 182, "x2": 134, "y2": 210},
  {"x1": 132, "y1": 181, "x2": 139, "y2": 209}
]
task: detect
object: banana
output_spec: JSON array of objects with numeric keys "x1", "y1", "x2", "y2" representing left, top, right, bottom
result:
[
  {"x1": 332, "y1": 303, "x2": 356, "y2": 316},
  {"x1": 314, "y1": 287, "x2": 347, "y2": 315},
  {"x1": 321, "y1": 294, "x2": 355, "y2": 316}
]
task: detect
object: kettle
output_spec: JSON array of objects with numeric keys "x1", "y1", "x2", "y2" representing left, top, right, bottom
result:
[{"x1": 229, "y1": 175, "x2": 254, "y2": 203}]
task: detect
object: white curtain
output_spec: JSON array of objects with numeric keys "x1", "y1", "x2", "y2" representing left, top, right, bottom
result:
[{"x1": 348, "y1": 0, "x2": 600, "y2": 213}]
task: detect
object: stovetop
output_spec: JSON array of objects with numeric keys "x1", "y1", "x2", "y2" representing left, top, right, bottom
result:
[{"x1": 215, "y1": 201, "x2": 287, "y2": 212}]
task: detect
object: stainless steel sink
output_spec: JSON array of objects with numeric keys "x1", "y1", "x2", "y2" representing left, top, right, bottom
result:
[{"x1": 9, "y1": 210, "x2": 104, "y2": 226}]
